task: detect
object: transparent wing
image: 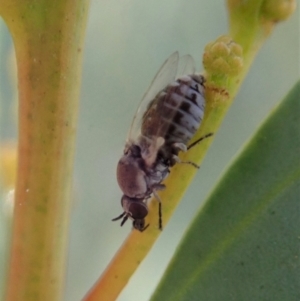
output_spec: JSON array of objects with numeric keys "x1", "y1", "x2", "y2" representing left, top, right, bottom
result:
[
  {"x1": 141, "y1": 54, "x2": 197, "y2": 144},
  {"x1": 176, "y1": 54, "x2": 195, "y2": 78},
  {"x1": 127, "y1": 52, "x2": 179, "y2": 141}
]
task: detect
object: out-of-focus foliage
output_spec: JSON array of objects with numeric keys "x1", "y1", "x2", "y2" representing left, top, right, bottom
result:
[{"x1": 151, "y1": 80, "x2": 300, "y2": 301}]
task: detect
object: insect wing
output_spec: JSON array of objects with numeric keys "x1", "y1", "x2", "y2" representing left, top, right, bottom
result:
[
  {"x1": 176, "y1": 54, "x2": 195, "y2": 78},
  {"x1": 141, "y1": 54, "x2": 197, "y2": 142},
  {"x1": 127, "y1": 52, "x2": 179, "y2": 141}
]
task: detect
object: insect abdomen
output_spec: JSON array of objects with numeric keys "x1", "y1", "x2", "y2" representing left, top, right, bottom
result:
[{"x1": 141, "y1": 74, "x2": 205, "y2": 146}]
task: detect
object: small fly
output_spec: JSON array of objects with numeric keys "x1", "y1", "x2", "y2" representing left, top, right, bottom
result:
[{"x1": 112, "y1": 52, "x2": 212, "y2": 231}]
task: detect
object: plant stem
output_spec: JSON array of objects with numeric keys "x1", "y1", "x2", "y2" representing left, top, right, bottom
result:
[{"x1": 0, "y1": 1, "x2": 90, "y2": 300}]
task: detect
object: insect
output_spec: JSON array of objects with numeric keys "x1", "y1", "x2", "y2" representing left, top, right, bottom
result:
[{"x1": 112, "y1": 52, "x2": 212, "y2": 232}]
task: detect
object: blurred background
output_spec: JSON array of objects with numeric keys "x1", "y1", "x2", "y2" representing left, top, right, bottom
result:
[{"x1": 0, "y1": 1, "x2": 298, "y2": 300}]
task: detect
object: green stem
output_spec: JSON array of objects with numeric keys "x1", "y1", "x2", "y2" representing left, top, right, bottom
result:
[{"x1": 0, "y1": 1, "x2": 90, "y2": 300}]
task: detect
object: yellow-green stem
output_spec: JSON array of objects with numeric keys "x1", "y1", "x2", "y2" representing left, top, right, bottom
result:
[{"x1": 0, "y1": 1, "x2": 90, "y2": 300}]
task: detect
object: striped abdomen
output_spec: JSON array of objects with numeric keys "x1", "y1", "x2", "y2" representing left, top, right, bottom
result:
[{"x1": 141, "y1": 74, "x2": 205, "y2": 147}]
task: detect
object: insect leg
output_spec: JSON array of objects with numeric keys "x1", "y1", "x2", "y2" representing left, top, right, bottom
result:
[
  {"x1": 112, "y1": 211, "x2": 126, "y2": 221},
  {"x1": 120, "y1": 214, "x2": 129, "y2": 226},
  {"x1": 112, "y1": 212, "x2": 129, "y2": 227},
  {"x1": 172, "y1": 154, "x2": 200, "y2": 169},
  {"x1": 152, "y1": 183, "x2": 166, "y2": 191},
  {"x1": 171, "y1": 133, "x2": 213, "y2": 168},
  {"x1": 187, "y1": 133, "x2": 213, "y2": 150},
  {"x1": 153, "y1": 190, "x2": 163, "y2": 230},
  {"x1": 172, "y1": 142, "x2": 187, "y2": 152},
  {"x1": 171, "y1": 142, "x2": 199, "y2": 168}
]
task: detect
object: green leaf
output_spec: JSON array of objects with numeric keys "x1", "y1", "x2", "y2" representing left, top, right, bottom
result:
[{"x1": 151, "y1": 81, "x2": 300, "y2": 301}]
